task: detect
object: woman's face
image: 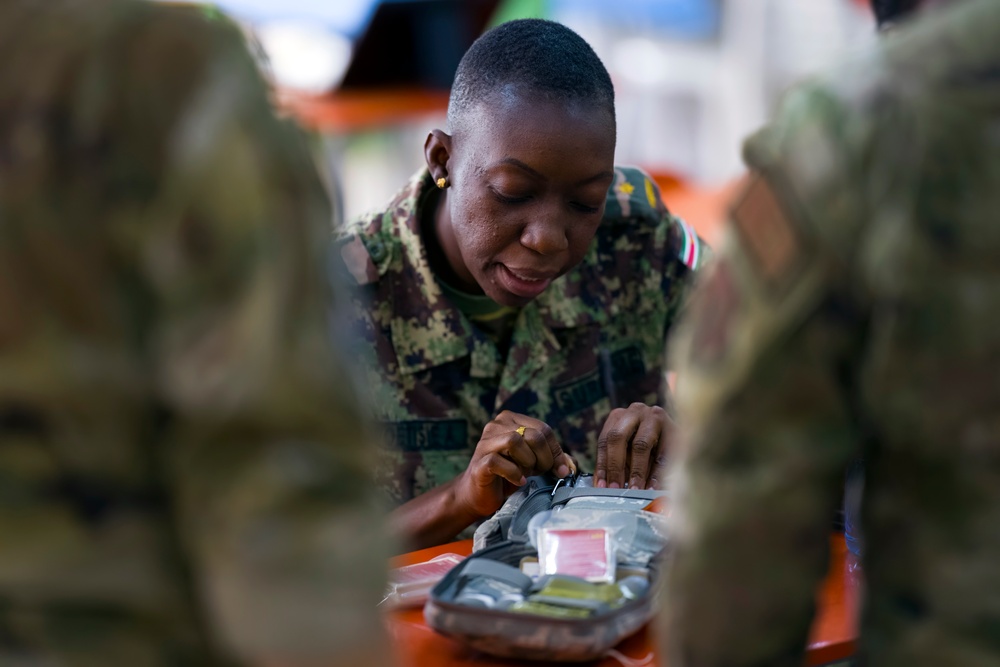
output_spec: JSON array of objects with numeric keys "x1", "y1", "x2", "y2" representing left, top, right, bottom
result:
[{"x1": 429, "y1": 93, "x2": 616, "y2": 308}]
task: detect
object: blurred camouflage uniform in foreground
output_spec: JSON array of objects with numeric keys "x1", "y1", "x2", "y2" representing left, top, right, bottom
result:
[
  {"x1": 0, "y1": 1, "x2": 388, "y2": 665},
  {"x1": 335, "y1": 167, "x2": 708, "y2": 505},
  {"x1": 661, "y1": 1, "x2": 1000, "y2": 665}
]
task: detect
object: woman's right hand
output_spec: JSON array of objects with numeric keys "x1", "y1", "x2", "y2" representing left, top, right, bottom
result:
[{"x1": 453, "y1": 410, "x2": 575, "y2": 520}]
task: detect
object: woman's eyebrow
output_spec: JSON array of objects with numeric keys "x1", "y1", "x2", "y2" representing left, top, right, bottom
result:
[
  {"x1": 489, "y1": 158, "x2": 614, "y2": 186},
  {"x1": 490, "y1": 158, "x2": 545, "y2": 180},
  {"x1": 575, "y1": 170, "x2": 615, "y2": 186}
]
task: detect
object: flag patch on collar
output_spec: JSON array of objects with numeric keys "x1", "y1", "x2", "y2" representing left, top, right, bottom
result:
[{"x1": 676, "y1": 218, "x2": 701, "y2": 270}]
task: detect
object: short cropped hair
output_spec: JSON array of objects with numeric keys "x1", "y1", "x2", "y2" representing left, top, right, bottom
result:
[
  {"x1": 447, "y1": 19, "x2": 615, "y2": 132},
  {"x1": 871, "y1": 0, "x2": 923, "y2": 27}
]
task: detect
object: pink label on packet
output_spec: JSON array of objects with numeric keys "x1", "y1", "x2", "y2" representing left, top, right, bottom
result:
[{"x1": 539, "y1": 528, "x2": 614, "y2": 582}]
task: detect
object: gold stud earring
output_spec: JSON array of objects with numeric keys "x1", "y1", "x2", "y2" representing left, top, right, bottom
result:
[{"x1": 436, "y1": 177, "x2": 448, "y2": 189}]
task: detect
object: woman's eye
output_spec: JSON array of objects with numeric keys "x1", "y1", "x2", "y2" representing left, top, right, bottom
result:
[
  {"x1": 492, "y1": 190, "x2": 531, "y2": 205},
  {"x1": 571, "y1": 202, "x2": 600, "y2": 214}
]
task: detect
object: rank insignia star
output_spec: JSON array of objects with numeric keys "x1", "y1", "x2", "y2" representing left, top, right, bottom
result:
[{"x1": 617, "y1": 181, "x2": 635, "y2": 195}]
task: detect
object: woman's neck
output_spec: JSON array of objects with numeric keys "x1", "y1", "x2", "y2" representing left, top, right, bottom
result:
[{"x1": 420, "y1": 183, "x2": 482, "y2": 294}]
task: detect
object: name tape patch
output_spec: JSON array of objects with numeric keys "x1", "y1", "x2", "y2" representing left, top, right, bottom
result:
[
  {"x1": 385, "y1": 419, "x2": 468, "y2": 452},
  {"x1": 554, "y1": 369, "x2": 605, "y2": 416}
]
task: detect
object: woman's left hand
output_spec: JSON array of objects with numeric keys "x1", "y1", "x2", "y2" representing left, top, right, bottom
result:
[{"x1": 595, "y1": 403, "x2": 673, "y2": 490}]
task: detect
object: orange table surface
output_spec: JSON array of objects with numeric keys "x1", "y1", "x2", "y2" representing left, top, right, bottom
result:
[{"x1": 387, "y1": 534, "x2": 859, "y2": 667}]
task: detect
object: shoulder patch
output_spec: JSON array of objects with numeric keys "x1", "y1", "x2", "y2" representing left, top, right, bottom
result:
[
  {"x1": 604, "y1": 166, "x2": 668, "y2": 223},
  {"x1": 337, "y1": 235, "x2": 378, "y2": 286},
  {"x1": 730, "y1": 174, "x2": 808, "y2": 291},
  {"x1": 688, "y1": 259, "x2": 742, "y2": 365},
  {"x1": 644, "y1": 177, "x2": 659, "y2": 210}
]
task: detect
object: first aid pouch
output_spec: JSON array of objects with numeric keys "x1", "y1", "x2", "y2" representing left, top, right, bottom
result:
[{"x1": 424, "y1": 474, "x2": 669, "y2": 662}]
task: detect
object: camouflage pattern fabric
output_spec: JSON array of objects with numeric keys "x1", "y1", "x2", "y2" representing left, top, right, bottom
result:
[
  {"x1": 660, "y1": 2, "x2": 1000, "y2": 665},
  {"x1": 0, "y1": 1, "x2": 388, "y2": 665},
  {"x1": 334, "y1": 167, "x2": 708, "y2": 505}
]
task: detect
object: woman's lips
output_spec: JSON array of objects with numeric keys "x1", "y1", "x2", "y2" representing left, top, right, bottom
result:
[{"x1": 497, "y1": 264, "x2": 554, "y2": 299}]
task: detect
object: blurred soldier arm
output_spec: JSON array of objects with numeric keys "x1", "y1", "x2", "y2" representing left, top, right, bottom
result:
[
  {"x1": 132, "y1": 10, "x2": 390, "y2": 666},
  {"x1": 659, "y1": 83, "x2": 869, "y2": 666}
]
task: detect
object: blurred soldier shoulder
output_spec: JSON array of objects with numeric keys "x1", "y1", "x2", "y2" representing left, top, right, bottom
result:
[
  {"x1": 0, "y1": 2, "x2": 390, "y2": 666},
  {"x1": 678, "y1": 0, "x2": 1000, "y2": 404},
  {"x1": 663, "y1": 1, "x2": 1000, "y2": 666}
]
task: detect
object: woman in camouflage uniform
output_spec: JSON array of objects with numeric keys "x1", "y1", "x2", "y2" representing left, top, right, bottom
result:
[{"x1": 335, "y1": 19, "x2": 708, "y2": 549}]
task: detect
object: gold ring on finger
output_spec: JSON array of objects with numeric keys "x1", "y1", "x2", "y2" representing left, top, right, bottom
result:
[{"x1": 515, "y1": 426, "x2": 526, "y2": 436}]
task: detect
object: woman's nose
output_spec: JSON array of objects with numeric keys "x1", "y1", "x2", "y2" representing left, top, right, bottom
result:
[{"x1": 519, "y1": 210, "x2": 569, "y2": 256}]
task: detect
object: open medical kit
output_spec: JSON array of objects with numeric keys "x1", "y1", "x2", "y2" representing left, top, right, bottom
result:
[{"x1": 422, "y1": 473, "x2": 669, "y2": 662}]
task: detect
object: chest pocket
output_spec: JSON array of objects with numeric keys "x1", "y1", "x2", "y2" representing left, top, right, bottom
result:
[
  {"x1": 546, "y1": 332, "x2": 656, "y2": 467},
  {"x1": 550, "y1": 342, "x2": 651, "y2": 418}
]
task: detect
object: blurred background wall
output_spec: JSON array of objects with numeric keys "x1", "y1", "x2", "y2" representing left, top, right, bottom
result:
[{"x1": 162, "y1": 0, "x2": 877, "y2": 240}]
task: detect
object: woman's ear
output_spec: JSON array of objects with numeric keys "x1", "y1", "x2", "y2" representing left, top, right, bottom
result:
[{"x1": 424, "y1": 129, "x2": 453, "y2": 185}]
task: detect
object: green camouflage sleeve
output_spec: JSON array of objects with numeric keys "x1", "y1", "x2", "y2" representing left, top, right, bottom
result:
[
  {"x1": 132, "y1": 13, "x2": 390, "y2": 662},
  {"x1": 659, "y1": 82, "x2": 870, "y2": 666}
]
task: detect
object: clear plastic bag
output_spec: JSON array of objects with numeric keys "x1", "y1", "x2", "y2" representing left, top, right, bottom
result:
[
  {"x1": 380, "y1": 553, "x2": 465, "y2": 609},
  {"x1": 528, "y1": 505, "x2": 669, "y2": 569}
]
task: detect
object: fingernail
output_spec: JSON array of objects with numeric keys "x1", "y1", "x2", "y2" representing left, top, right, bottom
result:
[
  {"x1": 609, "y1": 482, "x2": 620, "y2": 489},
  {"x1": 518, "y1": 476, "x2": 527, "y2": 486},
  {"x1": 631, "y1": 477, "x2": 643, "y2": 490},
  {"x1": 556, "y1": 464, "x2": 570, "y2": 478},
  {"x1": 597, "y1": 479, "x2": 607, "y2": 488}
]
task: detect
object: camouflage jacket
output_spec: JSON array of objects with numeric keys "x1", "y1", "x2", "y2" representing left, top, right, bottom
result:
[
  {"x1": 661, "y1": 2, "x2": 1000, "y2": 666},
  {"x1": 0, "y1": 1, "x2": 388, "y2": 665},
  {"x1": 335, "y1": 167, "x2": 708, "y2": 505}
]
